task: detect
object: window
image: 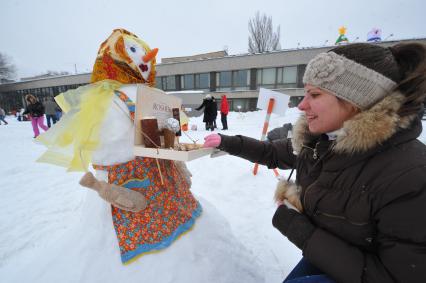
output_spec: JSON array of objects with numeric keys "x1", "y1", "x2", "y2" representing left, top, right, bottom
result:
[
  {"x1": 283, "y1": 66, "x2": 297, "y2": 84},
  {"x1": 217, "y1": 71, "x2": 232, "y2": 90},
  {"x1": 277, "y1": 66, "x2": 298, "y2": 88},
  {"x1": 183, "y1": 74, "x2": 194, "y2": 90},
  {"x1": 257, "y1": 66, "x2": 298, "y2": 89},
  {"x1": 158, "y1": 76, "x2": 176, "y2": 90},
  {"x1": 166, "y1": 76, "x2": 176, "y2": 90},
  {"x1": 257, "y1": 68, "x2": 276, "y2": 88},
  {"x1": 217, "y1": 70, "x2": 250, "y2": 91},
  {"x1": 195, "y1": 73, "x2": 209, "y2": 90},
  {"x1": 232, "y1": 70, "x2": 249, "y2": 90},
  {"x1": 155, "y1": 77, "x2": 162, "y2": 89}
]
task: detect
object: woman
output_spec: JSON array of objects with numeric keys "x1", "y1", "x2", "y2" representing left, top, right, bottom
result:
[
  {"x1": 203, "y1": 42, "x2": 426, "y2": 283},
  {"x1": 23, "y1": 94, "x2": 48, "y2": 137},
  {"x1": 196, "y1": 94, "x2": 217, "y2": 131}
]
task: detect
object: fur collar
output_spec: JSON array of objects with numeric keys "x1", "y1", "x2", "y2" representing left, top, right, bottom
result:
[{"x1": 292, "y1": 91, "x2": 416, "y2": 155}]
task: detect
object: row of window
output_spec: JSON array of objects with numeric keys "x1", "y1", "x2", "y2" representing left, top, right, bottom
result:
[
  {"x1": 156, "y1": 65, "x2": 305, "y2": 92},
  {"x1": 0, "y1": 84, "x2": 86, "y2": 111},
  {"x1": 15, "y1": 84, "x2": 84, "y2": 97}
]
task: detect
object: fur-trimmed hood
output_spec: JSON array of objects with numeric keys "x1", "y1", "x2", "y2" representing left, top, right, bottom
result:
[{"x1": 292, "y1": 91, "x2": 418, "y2": 155}]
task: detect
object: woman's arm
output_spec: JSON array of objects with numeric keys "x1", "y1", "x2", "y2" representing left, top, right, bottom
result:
[
  {"x1": 22, "y1": 106, "x2": 30, "y2": 115},
  {"x1": 195, "y1": 100, "x2": 205, "y2": 111},
  {"x1": 218, "y1": 134, "x2": 296, "y2": 169}
]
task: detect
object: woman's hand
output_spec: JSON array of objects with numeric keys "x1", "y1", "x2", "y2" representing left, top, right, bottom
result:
[
  {"x1": 203, "y1": 133, "x2": 221, "y2": 148},
  {"x1": 272, "y1": 204, "x2": 316, "y2": 250}
]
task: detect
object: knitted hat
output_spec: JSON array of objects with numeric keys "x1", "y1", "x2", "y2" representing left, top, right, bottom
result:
[{"x1": 303, "y1": 51, "x2": 397, "y2": 109}]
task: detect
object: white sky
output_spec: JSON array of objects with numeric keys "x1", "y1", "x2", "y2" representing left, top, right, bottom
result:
[{"x1": 2, "y1": 0, "x2": 425, "y2": 78}]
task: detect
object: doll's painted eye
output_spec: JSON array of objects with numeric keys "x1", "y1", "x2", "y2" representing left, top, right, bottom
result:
[{"x1": 130, "y1": 47, "x2": 136, "y2": 53}]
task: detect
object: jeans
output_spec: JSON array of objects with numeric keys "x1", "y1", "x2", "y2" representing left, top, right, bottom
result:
[
  {"x1": 221, "y1": 112, "x2": 228, "y2": 129},
  {"x1": 284, "y1": 258, "x2": 335, "y2": 283},
  {"x1": 46, "y1": 114, "x2": 57, "y2": 127},
  {"x1": 0, "y1": 115, "x2": 7, "y2": 124}
]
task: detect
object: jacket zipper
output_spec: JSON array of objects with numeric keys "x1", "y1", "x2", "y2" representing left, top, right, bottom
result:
[
  {"x1": 301, "y1": 143, "x2": 318, "y2": 160},
  {"x1": 303, "y1": 181, "x2": 317, "y2": 212},
  {"x1": 315, "y1": 210, "x2": 369, "y2": 226}
]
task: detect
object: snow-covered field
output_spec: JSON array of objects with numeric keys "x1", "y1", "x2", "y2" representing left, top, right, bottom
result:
[{"x1": 1, "y1": 109, "x2": 425, "y2": 283}]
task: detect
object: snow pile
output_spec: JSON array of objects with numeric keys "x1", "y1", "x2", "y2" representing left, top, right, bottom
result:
[{"x1": 1, "y1": 107, "x2": 424, "y2": 282}]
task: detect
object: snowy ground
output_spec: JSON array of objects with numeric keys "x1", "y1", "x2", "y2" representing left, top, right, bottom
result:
[{"x1": 1, "y1": 109, "x2": 425, "y2": 283}]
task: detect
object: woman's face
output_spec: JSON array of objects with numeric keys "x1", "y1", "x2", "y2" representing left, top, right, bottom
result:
[
  {"x1": 298, "y1": 84, "x2": 358, "y2": 134},
  {"x1": 27, "y1": 97, "x2": 35, "y2": 104}
]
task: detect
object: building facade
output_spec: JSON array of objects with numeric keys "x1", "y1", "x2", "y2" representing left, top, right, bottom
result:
[{"x1": 1, "y1": 38, "x2": 425, "y2": 115}]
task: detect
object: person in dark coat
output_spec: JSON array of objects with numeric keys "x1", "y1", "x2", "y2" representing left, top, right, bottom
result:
[
  {"x1": 212, "y1": 96, "x2": 218, "y2": 129},
  {"x1": 23, "y1": 94, "x2": 49, "y2": 137},
  {"x1": 267, "y1": 123, "x2": 292, "y2": 141},
  {"x1": 203, "y1": 42, "x2": 426, "y2": 283},
  {"x1": 196, "y1": 94, "x2": 216, "y2": 131}
]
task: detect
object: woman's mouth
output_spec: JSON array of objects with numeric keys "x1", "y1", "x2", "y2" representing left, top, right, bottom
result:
[{"x1": 306, "y1": 114, "x2": 317, "y2": 122}]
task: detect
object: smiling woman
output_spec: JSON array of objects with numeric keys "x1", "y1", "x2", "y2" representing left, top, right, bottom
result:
[
  {"x1": 203, "y1": 42, "x2": 426, "y2": 283},
  {"x1": 298, "y1": 85, "x2": 358, "y2": 134}
]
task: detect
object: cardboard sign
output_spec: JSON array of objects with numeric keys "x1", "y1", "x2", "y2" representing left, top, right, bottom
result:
[
  {"x1": 134, "y1": 84, "x2": 181, "y2": 146},
  {"x1": 133, "y1": 85, "x2": 214, "y2": 161},
  {"x1": 256, "y1": 88, "x2": 290, "y2": 116}
]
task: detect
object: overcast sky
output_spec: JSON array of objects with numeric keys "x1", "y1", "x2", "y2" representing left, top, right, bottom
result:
[{"x1": 2, "y1": 0, "x2": 425, "y2": 79}]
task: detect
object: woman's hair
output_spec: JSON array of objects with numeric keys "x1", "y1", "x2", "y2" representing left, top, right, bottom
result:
[
  {"x1": 330, "y1": 43, "x2": 426, "y2": 117},
  {"x1": 25, "y1": 94, "x2": 37, "y2": 103}
]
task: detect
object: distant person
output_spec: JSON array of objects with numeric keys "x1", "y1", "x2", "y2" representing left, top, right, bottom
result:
[
  {"x1": 195, "y1": 94, "x2": 216, "y2": 131},
  {"x1": 43, "y1": 97, "x2": 58, "y2": 127},
  {"x1": 23, "y1": 94, "x2": 48, "y2": 138},
  {"x1": 220, "y1": 95, "x2": 229, "y2": 130},
  {"x1": 0, "y1": 106, "x2": 8, "y2": 125},
  {"x1": 203, "y1": 42, "x2": 426, "y2": 282},
  {"x1": 212, "y1": 96, "x2": 218, "y2": 129},
  {"x1": 267, "y1": 123, "x2": 293, "y2": 142},
  {"x1": 56, "y1": 107, "x2": 63, "y2": 121}
]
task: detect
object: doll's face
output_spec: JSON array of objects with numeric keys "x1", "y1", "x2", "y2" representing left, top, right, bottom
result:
[{"x1": 124, "y1": 37, "x2": 154, "y2": 81}]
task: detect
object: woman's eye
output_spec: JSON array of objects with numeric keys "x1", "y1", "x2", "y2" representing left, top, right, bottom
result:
[
  {"x1": 130, "y1": 46, "x2": 136, "y2": 53},
  {"x1": 310, "y1": 93, "x2": 320, "y2": 98}
]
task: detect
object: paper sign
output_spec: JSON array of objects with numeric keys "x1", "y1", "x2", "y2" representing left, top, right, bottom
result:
[
  {"x1": 135, "y1": 85, "x2": 182, "y2": 146},
  {"x1": 256, "y1": 88, "x2": 290, "y2": 116}
]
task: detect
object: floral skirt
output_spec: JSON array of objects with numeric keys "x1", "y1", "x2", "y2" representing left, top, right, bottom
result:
[{"x1": 94, "y1": 157, "x2": 201, "y2": 263}]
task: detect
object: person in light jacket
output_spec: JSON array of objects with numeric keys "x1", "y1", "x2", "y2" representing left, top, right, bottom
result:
[
  {"x1": 43, "y1": 97, "x2": 59, "y2": 127},
  {"x1": 0, "y1": 106, "x2": 8, "y2": 125},
  {"x1": 203, "y1": 42, "x2": 426, "y2": 283}
]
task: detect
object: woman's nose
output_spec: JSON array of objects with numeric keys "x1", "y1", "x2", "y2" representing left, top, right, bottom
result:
[{"x1": 298, "y1": 96, "x2": 309, "y2": 111}]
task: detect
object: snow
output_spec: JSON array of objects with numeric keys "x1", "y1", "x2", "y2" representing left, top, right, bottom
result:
[{"x1": 1, "y1": 108, "x2": 425, "y2": 283}]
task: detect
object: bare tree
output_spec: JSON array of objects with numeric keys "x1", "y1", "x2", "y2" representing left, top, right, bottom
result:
[
  {"x1": 248, "y1": 12, "x2": 281, "y2": 53},
  {"x1": 0, "y1": 52, "x2": 16, "y2": 81}
]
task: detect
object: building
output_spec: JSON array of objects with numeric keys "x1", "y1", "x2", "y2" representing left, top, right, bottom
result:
[{"x1": 1, "y1": 38, "x2": 425, "y2": 114}]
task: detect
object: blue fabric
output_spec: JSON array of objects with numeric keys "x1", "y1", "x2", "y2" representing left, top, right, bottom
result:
[{"x1": 284, "y1": 258, "x2": 334, "y2": 283}]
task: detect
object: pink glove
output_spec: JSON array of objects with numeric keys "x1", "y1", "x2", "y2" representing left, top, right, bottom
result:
[{"x1": 203, "y1": 133, "x2": 221, "y2": 148}]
